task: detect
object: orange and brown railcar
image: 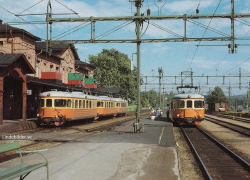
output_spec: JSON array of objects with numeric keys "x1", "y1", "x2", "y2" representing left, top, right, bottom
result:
[
  {"x1": 171, "y1": 93, "x2": 205, "y2": 125},
  {"x1": 37, "y1": 90, "x2": 128, "y2": 126}
]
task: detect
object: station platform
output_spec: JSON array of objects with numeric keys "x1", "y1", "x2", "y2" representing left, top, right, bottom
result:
[{"x1": 0, "y1": 114, "x2": 180, "y2": 180}]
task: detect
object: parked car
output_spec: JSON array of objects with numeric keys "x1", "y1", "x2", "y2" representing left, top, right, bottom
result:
[{"x1": 237, "y1": 105, "x2": 243, "y2": 112}]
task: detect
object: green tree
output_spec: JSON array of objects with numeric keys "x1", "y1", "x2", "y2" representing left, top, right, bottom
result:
[
  {"x1": 89, "y1": 49, "x2": 137, "y2": 101},
  {"x1": 206, "y1": 86, "x2": 227, "y2": 103}
]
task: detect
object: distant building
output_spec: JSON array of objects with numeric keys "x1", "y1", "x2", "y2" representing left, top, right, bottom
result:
[
  {"x1": 208, "y1": 101, "x2": 229, "y2": 112},
  {"x1": 0, "y1": 19, "x2": 96, "y2": 124}
]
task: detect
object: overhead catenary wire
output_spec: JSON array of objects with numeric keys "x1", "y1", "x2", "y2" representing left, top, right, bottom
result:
[
  {"x1": 149, "y1": 21, "x2": 183, "y2": 38},
  {"x1": 0, "y1": 5, "x2": 45, "y2": 33},
  {"x1": 187, "y1": 19, "x2": 230, "y2": 37},
  {"x1": 187, "y1": 0, "x2": 222, "y2": 70},
  {"x1": 53, "y1": 22, "x2": 90, "y2": 40},
  {"x1": 17, "y1": 0, "x2": 44, "y2": 15},
  {"x1": 55, "y1": 0, "x2": 80, "y2": 17},
  {"x1": 95, "y1": 21, "x2": 133, "y2": 40}
]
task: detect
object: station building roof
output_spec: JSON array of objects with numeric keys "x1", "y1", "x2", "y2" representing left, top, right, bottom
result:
[
  {"x1": 0, "y1": 19, "x2": 41, "y2": 41},
  {"x1": 35, "y1": 42, "x2": 80, "y2": 61},
  {"x1": 0, "y1": 54, "x2": 35, "y2": 74}
]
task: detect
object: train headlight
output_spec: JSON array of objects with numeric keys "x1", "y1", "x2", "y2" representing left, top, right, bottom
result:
[{"x1": 177, "y1": 114, "x2": 180, "y2": 117}]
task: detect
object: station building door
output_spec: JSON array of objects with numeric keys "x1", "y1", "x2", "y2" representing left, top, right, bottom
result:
[
  {"x1": 0, "y1": 54, "x2": 35, "y2": 124},
  {"x1": 3, "y1": 76, "x2": 23, "y2": 120}
]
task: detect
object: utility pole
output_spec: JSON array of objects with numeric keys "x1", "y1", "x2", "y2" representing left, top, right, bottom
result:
[
  {"x1": 158, "y1": 67, "x2": 163, "y2": 108},
  {"x1": 133, "y1": 0, "x2": 144, "y2": 132}
]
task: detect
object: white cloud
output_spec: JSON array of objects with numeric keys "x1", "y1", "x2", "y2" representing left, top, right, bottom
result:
[
  {"x1": 188, "y1": 57, "x2": 229, "y2": 70},
  {"x1": 162, "y1": 0, "x2": 216, "y2": 14}
]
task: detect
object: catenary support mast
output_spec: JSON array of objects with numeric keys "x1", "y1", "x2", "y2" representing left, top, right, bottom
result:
[{"x1": 134, "y1": 0, "x2": 144, "y2": 132}]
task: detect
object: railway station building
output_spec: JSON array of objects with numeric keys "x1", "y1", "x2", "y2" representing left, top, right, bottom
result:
[{"x1": 0, "y1": 19, "x2": 97, "y2": 124}]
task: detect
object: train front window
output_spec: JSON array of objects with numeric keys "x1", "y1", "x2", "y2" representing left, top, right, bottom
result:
[
  {"x1": 55, "y1": 99, "x2": 67, "y2": 107},
  {"x1": 40, "y1": 99, "x2": 45, "y2": 107},
  {"x1": 178, "y1": 101, "x2": 185, "y2": 108},
  {"x1": 46, "y1": 99, "x2": 52, "y2": 107},
  {"x1": 194, "y1": 100, "x2": 204, "y2": 108},
  {"x1": 187, "y1": 100, "x2": 192, "y2": 108}
]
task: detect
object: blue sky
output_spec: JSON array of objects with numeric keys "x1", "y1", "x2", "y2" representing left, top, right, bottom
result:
[{"x1": 1, "y1": 0, "x2": 250, "y2": 95}]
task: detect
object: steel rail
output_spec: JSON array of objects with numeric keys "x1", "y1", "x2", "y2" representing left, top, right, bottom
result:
[
  {"x1": 196, "y1": 126, "x2": 250, "y2": 171},
  {"x1": 180, "y1": 127, "x2": 212, "y2": 180},
  {"x1": 205, "y1": 115, "x2": 250, "y2": 136}
]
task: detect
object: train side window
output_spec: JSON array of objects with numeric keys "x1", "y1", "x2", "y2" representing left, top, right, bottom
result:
[
  {"x1": 67, "y1": 100, "x2": 71, "y2": 107},
  {"x1": 55, "y1": 99, "x2": 67, "y2": 107},
  {"x1": 75, "y1": 100, "x2": 78, "y2": 108},
  {"x1": 86, "y1": 101, "x2": 89, "y2": 108},
  {"x1": 187, "y1": 100, "x2": 192, "y2": 108},
  {"x1": 79, "y1": 100, "x2": 82, "y2": 108},
  {"x1": 97, "y1": 101, "x2": 101, "y2": 107},
  {"x1": 83, "y1": 100, "x2": 85, "y2": 108},
  {"x1": 194, "y1": 100, "x2": 204, "y2": 108},
  {"x1": 89, "y1": 101, "x2": 92, "y2": 108},
  {"x1": 40, "y1": 99, "x2": 45, "y2": 107},
  {"x1": 46, "y1": 99, "x2": 52, "y2": 107}
]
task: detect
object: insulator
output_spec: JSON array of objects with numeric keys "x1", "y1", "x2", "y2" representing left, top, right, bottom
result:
[
  {"x1": 235, "y1": 44, "x2": 238, "y2": 48},
  {"x1": 196, "y1": 8, "x2": 199, "y2": 14},
  {"x1": 147, "y1": 8, "x2": 151, "y2": 16},
  {"x1": 228, "y1": 44, "x2": 231, "y2": 49}
]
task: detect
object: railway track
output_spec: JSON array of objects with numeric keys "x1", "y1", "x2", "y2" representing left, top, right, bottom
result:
[
  {"x1": 181, "y1": 126, "x2": 250, "y2": 179},
  {"x1": 211, "y1": 113, "x2": 250, "y2": 124},
  {"x1": 205, "y1": 115, "x2": 250, "y2": 136}
]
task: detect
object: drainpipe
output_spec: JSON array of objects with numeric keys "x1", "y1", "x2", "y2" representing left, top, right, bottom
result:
[
  {"x1": 35, "y1": 50, "x2": 43, "y2": 77},
  {"x1": 9, "y1": 30, "x2": 14, "y2": 54}
]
